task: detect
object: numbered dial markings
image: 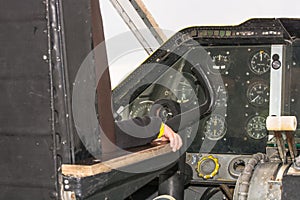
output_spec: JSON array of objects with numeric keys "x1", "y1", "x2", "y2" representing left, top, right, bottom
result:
[
  {"x1": 204, "y1": 115, "x2": 227, "y2": 140},
  {"x1": 246, "y1": 116, "x2": 267, "y2": 139},
  {"x1": 249, "y1": 50, "x2": 271, "y2": 75},
  {"x1": 130, "y1": 101, "x2": 153, "y2": 118},
  {"x1": 174, "y1": 73, "x2": 198, "y2": 104},
  {"x1": 208, "y1": 51, "x2": 231, "y2": 74},
  {"x1": 247, "y1": 82, "x2": 269, "y2": 106},
  {"x1": 215, "y1": 85, "x2": 228, "y2": 107}
]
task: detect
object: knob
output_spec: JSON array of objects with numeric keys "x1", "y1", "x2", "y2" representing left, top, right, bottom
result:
[{"x1": 196, "y1": 155, "x2": 220, "y2": 179}]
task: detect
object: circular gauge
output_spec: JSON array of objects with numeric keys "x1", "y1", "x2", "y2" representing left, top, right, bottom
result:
[
  {"x1": 130, "y1": 100, "x2": 153, "y2": 118},
  {"x1": 249, "y1": 50, "x2": 271, "y2": 75},
  {"x1": 214, "y1": 85, "x2": 228, "y2": 107},
  {"x1": 209, "y1": 52, "x2": 230, "y2": 74},
  {"x1": 174, "y1": 73, "x2": 198, "y2": 104},
  {"x1": 247, "y1": 82, "x2": 269, "y2": 106},
  {"x1": 204, "y1": 115, "x2": 227, "y2": 140},
  {"x1": 246, "y1": 116, "x2": 267, "y2": 139}
]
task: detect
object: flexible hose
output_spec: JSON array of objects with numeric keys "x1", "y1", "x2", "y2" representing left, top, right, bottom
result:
[{"x1": 235, "y1": 153, "x2": 268, "y2": 200}]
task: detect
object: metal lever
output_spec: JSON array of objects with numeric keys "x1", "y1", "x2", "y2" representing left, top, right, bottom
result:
[{"x1": 266, "y1": 116, "x2": 298, "y2": 164}]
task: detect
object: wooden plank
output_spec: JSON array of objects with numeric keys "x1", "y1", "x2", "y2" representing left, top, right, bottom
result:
[
  {"x1": 133, "y1": 0, "x2": 167, "y2": 42},
  {"x1": 62, "y1": 144, "x2": 173, "y2": 177}
]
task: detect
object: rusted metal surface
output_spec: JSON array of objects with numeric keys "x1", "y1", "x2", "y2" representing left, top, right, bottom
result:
[
  {"x1": 91, "y1": 0, "x2": 116, "y2": 159},
  {"x1": 274, "y1": 132, "x2": 287, "y2": 163}
]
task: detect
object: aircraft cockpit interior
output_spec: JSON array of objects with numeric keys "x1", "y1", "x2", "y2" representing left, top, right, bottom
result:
[
  {"x1": 111, "y1": 18, "x2": 300, "y2": 199},
  {"x1": 2, "y1": 1, "x2": 300, "y2": 199}
]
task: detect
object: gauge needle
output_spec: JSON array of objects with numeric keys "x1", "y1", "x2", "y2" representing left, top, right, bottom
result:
[
  {"x1": 260, "y1": 52, "x2": 263, "y2": 61},
  {"x1": 179, "y1": 82, "x2": 190, "y2": 87},
  {"x1": 251, "y1": 95, "x2": 260, "y2": 102}
]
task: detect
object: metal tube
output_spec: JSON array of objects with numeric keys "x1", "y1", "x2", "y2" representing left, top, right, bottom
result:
[
  {"x1": 220, "y1": 184, "x2": 233, "y2": 200},
  {"x1": 275, "y1": 132, "x2": 286, "y2": 163},
  {"x1": 286, "y1": 131, "x2": 297, "y2": 162}
]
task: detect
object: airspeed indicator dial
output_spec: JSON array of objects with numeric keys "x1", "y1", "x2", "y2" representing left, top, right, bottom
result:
[{"x1": 250, "y1": 50, "x2": 271, "y2": 75}]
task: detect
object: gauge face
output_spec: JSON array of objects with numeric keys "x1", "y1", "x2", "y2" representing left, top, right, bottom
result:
[
  {"x1": 204, "y1": 115, "x2": 227, "y2": 140},
  {"x1": 247, "y1": 82, "x2": 269, "y2": 106},
  {"x1": 130, "y1": 101, "x2": 153, "y2": 118},
  {"x1": 250, "y1": 50, "x2": 271, "y2": 75},
  {"x1": 215, "y1": 85, "x2": 228, "y2": 107},
  {"x1": 246, "y1": 116, "x2": 267, "y2": 139},
  {"x1": 174, "y1": 73, "x2": 198, "y2": 104},
  {"x1": 209, "y1": 51, "x2": 230, "y2": 74}
]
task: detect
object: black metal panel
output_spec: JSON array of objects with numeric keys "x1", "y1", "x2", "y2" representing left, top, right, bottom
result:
[
  {"x1": 60, "y1": 0, "x2": 94, "y2": 163},
  {"x1": 0, "y1": 0, "x2": 45, "y2": 22},
  {"x1": 0, "y1": 0, "x2": 57, "y2": 199},
  {"x1": 0, "y1": 9, "x2": 50, "y2": 135},
  {"x1": 290, "y1": 40, "x2": 300, "y2": 139},
  {"x1": 64, "y1": 163, "x2": 177, "y2": 200},
  {"x1": 280, "y1": 18, "x2": 300, "y2": 38},
  {"x1": 0, "y1": 187, "x2": 56, "y2": 200},
  {"x1": 85, "y1": 173, "x2": 160, "y2": 200},
  {"x1": 61, "y1": 0, "x2": 92, "y2": 84},
  {"x1": 62, "y1": 150, "x2": 180, "y2": 199},
  {"x1": 0, "y1": 0, "x2": 95, "y2": 199},
  {"x1": 0, "y1": 136, "x2": 56, "y2": 199},
  {"x1": 0, "y1": 136, "x2": 54, "y2": 185}
]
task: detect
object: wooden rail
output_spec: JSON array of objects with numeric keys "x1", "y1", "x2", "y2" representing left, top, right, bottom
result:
[{"x1": 62, "y1": 144, "x2": 173, "y2": 177}]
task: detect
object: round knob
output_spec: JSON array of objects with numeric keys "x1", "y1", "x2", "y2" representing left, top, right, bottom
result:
[{"x1": 197, "y1": 155, "x2": 220, "y2": 179}]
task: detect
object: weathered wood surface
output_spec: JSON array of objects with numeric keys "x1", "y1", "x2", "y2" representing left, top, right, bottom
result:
[{"x1": 62, "y1": 144, "x2": 173, "y2": 177}]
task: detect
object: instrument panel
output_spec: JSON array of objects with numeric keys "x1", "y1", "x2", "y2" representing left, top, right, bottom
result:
[
  {"x1": 114, "y1": 45, "x2": 270, "y2": 154},
  {"x1": 186, "y1": 153, "x2": 252, "y2": 182},
  {"x1": 112, "y1": 18, "x2": 300, "y2": 185},
  {"x1": 189, "y1": 46, "x2": 270, "y2": 154}
]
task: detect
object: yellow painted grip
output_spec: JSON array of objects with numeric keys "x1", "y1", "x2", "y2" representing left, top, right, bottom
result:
[{"x1": 157, "y1": 123, "x2": 165, "y2": 139}]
